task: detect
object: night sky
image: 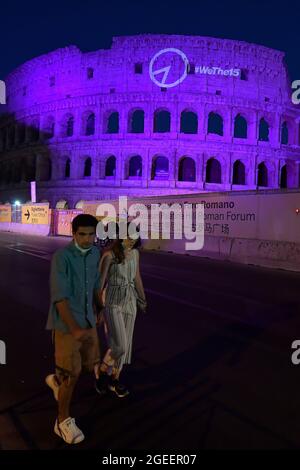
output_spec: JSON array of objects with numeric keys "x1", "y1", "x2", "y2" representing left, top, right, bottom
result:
[{"x1": 0, "y1": 0, "x2": 299, "y2": 80}]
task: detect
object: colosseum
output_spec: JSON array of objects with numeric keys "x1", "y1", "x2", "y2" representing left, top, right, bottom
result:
[{"x1": 0, "y1": 34, "x2": 300, "y2": 209}]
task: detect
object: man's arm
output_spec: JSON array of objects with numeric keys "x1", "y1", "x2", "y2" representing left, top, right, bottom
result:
[
  {"x1": 55, "y1": 299, "x2": 89, "y2": 340},
  {"x1": 50, "y1": 251, "x2": 90, "y2": 340}
]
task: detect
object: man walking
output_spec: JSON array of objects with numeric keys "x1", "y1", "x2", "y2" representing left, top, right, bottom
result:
[{"x1": 45, "y1": 213, "x2": 101, "y2": 444}]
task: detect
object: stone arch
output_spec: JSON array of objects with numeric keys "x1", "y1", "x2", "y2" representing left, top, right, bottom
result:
[
  {"x1": 128, "y1": 155, "x2": 143, "y2": 178},
  {"x1": 56, "y1": 199, "x2": 69, "y2": 209},
  {"x1": 64, "y1": 158, "x2": 71, "y2": 178},
  {"x1": 82, "y1": 111, "x2": 95, "y2": 136},
  {"x1": 105, "y1": 155, "x2": 116, "y2": 177},
  {"x1": 151, "y1": 156, "x2": 169, "y2": 180},
  {"x1": 104, "y1": 110, "x2": 119, "y2": 133},
  {"x1": 258, "y1": 118, "x2": 270, "y2": 142},
  {"x1": 208, "y1": 112, "x2": 223, "y2": 136},
  {"x1": 206, "y1": 157, "x2": 222, "y2": 183},
  {"x1": 154, "y1": 109, "x2": 171, "y2": 133},
  {"x1": 180, "y1": 110, "x2": 198, "y2": 134},
  {"x1": 280, "y1": 121, "x2": 288, "y2": 145},
  {"x1": 8, "y1": 125, "x2": 15, "y2": 148},
  {"x1": 43, "y1": 116, "x2": 55, "y2": 139},
  {"x1": 257, "y1": 161, "x2": 269, "y2": 186},
  {"x1": 75, "y1": 200, "x2": 84, "y2": 209},
  {"x1": 280, "y1": 164, "x2": 287, "y2": 188},
  {"x1": 39, "y1": 156, "x2": 52, "y2": 181},
  {"x1": 22, "y1": 155, "x2": 36, "y2": 182},
  {"x1": 61, "y1": 113, "x2": 74, "y2": 137},
  {"x1": 128, "y1": 109, "x2": 144, "y2": 133},
  {"x1": 17, "y1": 122, "x2": 26, "y2": 144},
  {"x1": 178, "y1": 157, "x2": 196, "y2": 181},
  {"x1": 232, "y1": 160, "x2": 246, "y2": 185},
  {"x1": 83, "y1": 157, "x2": 92, "y2": 177},
  {"x1": 29, "y1": 118, "x2": 40, "y2": 142},
  {"x1": 234, "y1": 114, "x2": 248, "y2": 139}
]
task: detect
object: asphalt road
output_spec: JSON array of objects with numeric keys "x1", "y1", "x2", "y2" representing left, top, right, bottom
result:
[{"x1": 0, "y1": 231, "x2": 300, "y2": 450}]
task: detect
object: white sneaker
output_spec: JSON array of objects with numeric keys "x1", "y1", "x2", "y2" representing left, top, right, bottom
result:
[
  {"x1": 45, "y1": 374, "x2": 59, "y2": 401},
  {"x1": 54, "y1": 417, "x2": 85, "y2": 444}
]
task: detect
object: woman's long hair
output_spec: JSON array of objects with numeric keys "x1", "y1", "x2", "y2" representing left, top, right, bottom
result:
[{"x1": 103, "y1": 221, "x2": 141, "y2": 264}]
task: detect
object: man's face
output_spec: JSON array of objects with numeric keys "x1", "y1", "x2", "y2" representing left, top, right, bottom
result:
[{"x1": 73, "y1": 226, "x2": 96, "y2": 249}]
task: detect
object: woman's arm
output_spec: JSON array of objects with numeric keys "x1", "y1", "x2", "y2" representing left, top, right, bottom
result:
[
  {"x1": 134, "y1": 250, "x2": 146, "y2": 301},
  {"x1": 98, "y1": 251, "x2": 113, "y2": 306}
]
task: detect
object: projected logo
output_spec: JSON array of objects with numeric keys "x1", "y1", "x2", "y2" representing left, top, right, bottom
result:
[
  {"x1": 149, "y1": 48, "x2": 189, "y2": 88},
  {"x1": 149, "y1": 48, "x2": 241, "y2": 88}
]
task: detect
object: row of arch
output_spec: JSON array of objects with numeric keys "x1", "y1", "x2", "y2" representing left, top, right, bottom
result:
[
  {"x1": 0, "y1": 155, "x2": 290, "y2": 188},
  {"x1": 0, "y1": 110, "x2": 294, "y2": 149}
]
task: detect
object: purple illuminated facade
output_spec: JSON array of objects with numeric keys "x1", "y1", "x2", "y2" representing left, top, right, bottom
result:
[{"x1": 0, "y1": 35, "x2": 300, "y2": 209}]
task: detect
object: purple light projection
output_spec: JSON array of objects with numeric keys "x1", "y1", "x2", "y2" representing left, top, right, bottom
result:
[{"x1": 0, "y1": 35, "x2": 300, "y2": 209}]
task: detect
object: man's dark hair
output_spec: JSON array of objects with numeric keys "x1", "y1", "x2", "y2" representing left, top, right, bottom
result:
[{"x1": 72, "y1": 214, "x2": 98, "y2": 233}]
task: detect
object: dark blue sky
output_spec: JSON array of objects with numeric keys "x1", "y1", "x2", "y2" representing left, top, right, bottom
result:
[{"x1": 0, "y1": 0, "x2": 299, "y2": 79}]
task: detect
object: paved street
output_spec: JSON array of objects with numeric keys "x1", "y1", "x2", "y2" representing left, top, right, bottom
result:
[{"x1": 0, "y1": 231, "x2": 300, "y2": 450}]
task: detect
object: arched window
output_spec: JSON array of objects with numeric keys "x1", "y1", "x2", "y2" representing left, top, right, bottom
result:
[
  {"x1": 44, "y1": 116, "x2": 55, "y2": 139},
  {"x1": 154, "y1": 110, "x2": 171, "y2": 133},
  {"x1": 280, "y1": 164, "x2": 287, "y2": 188},
  {"x1": 180, "y1": 111, "x2": 198, "y2": 134},
  {"x1": 39, "y1": 157, "x2": 52, "y2": 182},
  {"x1": 24, "y1": 156, "x2": 36, "y2": 182},
  {"x1": 106, "y1": 112, "x2": 119, "y2": 133},
  {"x1": 66, "y1": 117, "x2": 74, "y2": 137},
  {"x1": 178, "y1": 157, "x2": 196, "y2": 181},
  {"x1": 8, "y1": 125, "x2": 15, "y2": 148},
  {"x1": 234, "y1": 115, "x2": 247, "y2": 139},
  {"x1": 65, "y1": 158, "x2": 71, "y2": 178},
  {"x1": 206, "y1": 158, "x2": 222, "y2": 183},
  {"x1": 30, "y1": 120, "x2": 39, "y2": 142},
  {"x1": 2, "y1": 128, "x2": 7, "y2": 149},
  {"x1": 105, "y1": 156, "x2": 116, "y2": 177},
  {"x1": 281, "y1": 121, "x2": 288, "y2": 145},
  {"x1": 56, "y1": 200, "x2": 69, "y2": 209},
  {"x1": 87, "y1": 68, "x2": 94, "y2": 80},
  {"x1": 85, "y1": 113, "x2": 95, "y2": 136},
  {"x1": 129, "y1": 110, "x2": 144, "y2": 133},
  {"x1": 151, "y1": 156, "x2": 169, "y2": 180},
  {"x1": 232, "y1": 160, "x2": 246, "y2": 185},
  {"x1": 128, "y1": 155, "x2": 142, "y2": 177},
  {"x1": 75, "y1": 200, "x2": 84, "y2": 209},
  {"x1": 18, "y1": 123, "x2": 26, "y2": 144},
  {"x1": 257, "y1": 162, "x2": 268, "y2": 186},
  {"x1": 84, "y1": 157, "x2": 92, "y2": 177},
  {"x1": 60, "y1": 115, "x2": 75, "y2": 137},
  {"x1": 259, "y1": 118, "x2": 269, "y2": 141},
  {"x1": 208, "y1": 112, "x2": 223, "y2": 136}
]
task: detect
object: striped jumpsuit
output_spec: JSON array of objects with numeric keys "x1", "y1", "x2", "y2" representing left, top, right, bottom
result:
[{"x1": 102, "y1": 249, "x2": 138, "y2": 371}]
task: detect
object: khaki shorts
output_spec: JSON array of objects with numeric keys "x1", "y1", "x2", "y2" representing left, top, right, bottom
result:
[{"x1": 54, "y1": 327, "x2": 100, "y2": 379}]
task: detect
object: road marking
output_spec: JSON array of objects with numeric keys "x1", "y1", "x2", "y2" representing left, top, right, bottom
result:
[{"x1": 4, "y1": 245, "x2": 52, "y2": 260}]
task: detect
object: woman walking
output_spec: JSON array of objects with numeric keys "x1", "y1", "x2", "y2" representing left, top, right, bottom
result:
[{"x1": 95, "y1": 223, "x2": 147, "y2": 397}]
